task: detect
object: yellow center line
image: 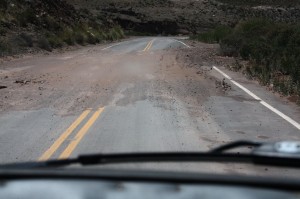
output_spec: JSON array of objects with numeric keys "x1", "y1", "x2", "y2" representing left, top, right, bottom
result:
[
  {"x1": 142, "y1": 40, "x2": 152, "y2": 51},
  {"x1": 38, "y1": 109, "x2": 91, "y2": 161},
  {"x1": 142, "y1": 39, "x2": 155, "y2": 52},
  {"x1": 59, "y1": 107, "x2": 105, "y2": 159},
  {"x1": 147, "y1": 39, "x2": 154, "y2": 51}
]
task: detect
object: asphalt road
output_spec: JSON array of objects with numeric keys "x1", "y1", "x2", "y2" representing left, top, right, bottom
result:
[{"x1": 0, "y1": 37, "x2": 300, "y2": 176}]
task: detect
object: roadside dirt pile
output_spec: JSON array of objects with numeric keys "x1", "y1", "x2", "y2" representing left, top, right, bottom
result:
[{"x1": 66, "y1": 0, "x2": 300, "y2": 35}]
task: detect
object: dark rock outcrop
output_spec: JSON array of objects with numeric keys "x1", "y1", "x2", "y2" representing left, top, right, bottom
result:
[{"x1": 67, "y1": 0, "x2": 300, "y2": 35}]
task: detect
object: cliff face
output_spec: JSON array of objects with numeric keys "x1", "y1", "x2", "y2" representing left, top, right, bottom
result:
[{"x1": 66, "y1": 0, "x2": 300, "y2": 35}]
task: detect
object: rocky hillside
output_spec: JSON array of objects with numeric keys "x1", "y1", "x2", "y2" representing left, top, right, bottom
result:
[
  {"x1": 218, "y1": 0, "x2": 300, "y2": 7},
  {"x1": 0, "y1": 0, "x2": 124, "y2": 56},
  {"x1": 66, "y1": 0, "x2": 300, "y2": 35}
]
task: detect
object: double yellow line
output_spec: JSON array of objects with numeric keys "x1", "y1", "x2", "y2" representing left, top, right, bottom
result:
[
  {"x1": 143, "y1": 39, "x2": 155, "y2": 52},
  {"x1": 39, "y1": 107, "x2": 105, "y2": 161}
]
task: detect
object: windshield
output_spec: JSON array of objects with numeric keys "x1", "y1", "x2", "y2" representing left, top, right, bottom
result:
[{"x1": 0, "y1": 0, "x2": 300, "y2": 178}]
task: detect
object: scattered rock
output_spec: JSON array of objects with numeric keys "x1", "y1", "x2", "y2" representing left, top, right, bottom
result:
[
  {"x1": 196, "y1": 71, "x2": 203, "y2": 75},
  {"x1": 15, "y1": 80, "x2": 31, "y2": 85},
  {"x1": 215, "y1": 78, "x2": 231, "y2": 91},
  {"x1": 15, "y1": 79, "x2": 45, "y2": 85}
]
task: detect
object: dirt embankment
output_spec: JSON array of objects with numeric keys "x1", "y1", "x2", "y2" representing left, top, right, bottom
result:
[{"x1": 67, "y1": 0, "x2": 300, "y2": 35}]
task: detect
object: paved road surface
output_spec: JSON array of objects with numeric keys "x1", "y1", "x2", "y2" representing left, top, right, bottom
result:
[{"x1": 0, "y1": 37, "x2": 300, "y2": 176}]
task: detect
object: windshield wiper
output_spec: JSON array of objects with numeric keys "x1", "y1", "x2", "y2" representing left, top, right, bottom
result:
[{"x1": 1, "y1": 141, "x2": 300, "y2": 169}]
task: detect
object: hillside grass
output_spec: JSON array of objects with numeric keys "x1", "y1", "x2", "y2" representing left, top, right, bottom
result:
[
  {"x1": 0, "y1": 38, "x2": 12, "y2": 56},
  {"x1": 39, "y1": 25, "x2": 125, "y2": 51},
  {"x1": 0, "y1": 0, "x2": 125, "y2": 54},
  {"x1": 190, "y1": 26, "x2": 232, "y2": 44},
  {"x1": 191, "y1": 19, "x2": 300, "y2": 102}
]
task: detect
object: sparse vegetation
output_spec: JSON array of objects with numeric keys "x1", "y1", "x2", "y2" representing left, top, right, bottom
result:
[
  {"x1": 60, "y1": 28, "x2": 75, "y2": 45},
  {"x1": 190, "y1": 26, "x2": 232, "y2": 43},
  {"x1": 192, "y1": 19, "x2": 300, "y2": 101},
  {"x1": 86, "y1": 31, "x2": 97, "y2": 44},
  {"x1": 0, "y1": 0, "x2": 125, "y2": 56},
  {"x1": 17, "y1": 33, "x2": 33, "y2": 47},
  {"x1": 0, "y1": 38, "x2": 12, "y2": 55},
  {"x1": 107, "y1": 26, "x2": 125, "y2": 41},
  {"x1": 0, "y1": 0, "x2": 8, "y2": 10},
  {"x1": 44, "y1": 16, "x2": 62, "y2": 31},
  {"x1": 0, "y1": 26, "x2": 6, "y2": 35},
  {"x1": 17, "y1": 8, "x2": 36, "y2": 27},
  {"x1": 46, "y1": 34, "x2": 64, "y2": 48},
  {"x1": 34, "y1": 25, "x2": 125, "y2": 51},
  {"x1": 37, "y1": 37, "x2": 52, "y2": 52},
  {"x1": 221, "y1": 19, "x2": 300, "y2": 98},
  {"x1": 74, "y1": 32, "x2": 86, "y2": 45}
]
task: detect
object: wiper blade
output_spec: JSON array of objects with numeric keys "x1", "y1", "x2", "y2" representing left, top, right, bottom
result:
[
  {"x1": 0, "y1": 153, "x2": 256, "y2": 169},
  {"x1": 210, "y1": 140, "x2": 261, "y2": 153},
  {"x1": 1, "y1": 141, "x2": 300, "y2": 169}
]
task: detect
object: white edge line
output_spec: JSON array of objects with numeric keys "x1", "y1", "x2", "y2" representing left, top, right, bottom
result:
[
  {"x1": 230, "y1": 80, "x2": 261, "y2": 101},
  {"x1": 173, "y1": 39, "x2": 191, "y2": 48},
  {"x1": 213, "y1": 66, "x2": 300, "y2": 130},
  {"x1": 260, "y1": 101, "x2": 300, "y2": 130},
  {"x1": 213, "y1": 66, "x2": 232, "y2": 80},
  {"x1": 101, "y1": 41, "x2": 126, "y2": 50}
]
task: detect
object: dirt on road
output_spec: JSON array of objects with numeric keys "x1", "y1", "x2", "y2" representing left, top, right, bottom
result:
[
  {"x1": 1, "y1": 38, "x2": 297, "y2": 118},
  {"x1": 1, "y1": 38, "x2": 300, "y2": 177},
  {"x1": 0, "y1": 39, "x2": 230, "y2": 114}
]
